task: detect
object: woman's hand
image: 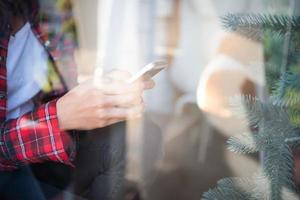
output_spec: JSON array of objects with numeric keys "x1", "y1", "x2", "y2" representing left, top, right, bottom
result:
[{"x1": 56, "y1": 70, "x2": 155, "y2": 130}]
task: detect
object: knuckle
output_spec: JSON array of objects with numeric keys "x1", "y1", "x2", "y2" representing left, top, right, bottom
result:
[
  {"x1": 90, "y1": 88, "x2": 100, "y2": 97},
  {"x1": 132, "y1": 96, "x2": 143, "y2": 105},
  {"x1": 98, "y1": 96, "x2": 114, "y2": 107},
  {"x1": 138, "y1": 96, "x2": 144, "y2": 103},
  {"x1": 99, "y1": 96, "x2": 110, "y2": 106},
  {"x1": 96, "y1": 98, "x2": 105, "y2": 107},
  {"x1": 108, "y1": 96, "x2": 120, "y2": 107},
  {"x1": 112, "y1": 96, "x2": 127, "y2": 106},
  {"x1": 115, "y1": 109, "x2": 126, "y2": 118},
  {"x1": 95, "y1": 109, "x2": 105, "y2": 119},
  {"x1": 126, "y1": 94, "x2": 136, "y2": 102}
]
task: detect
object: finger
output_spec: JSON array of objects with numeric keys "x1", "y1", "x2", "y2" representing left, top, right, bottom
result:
[
  {"x1": 106, "y1": 70, "x2": 132, "y2": 81},
  {"x1": 136, "y1": 74, "x2": 152, "y2": 82},
  {"x1": 93, "y1": 69, "x2": 133, "y2": 90},
  {"x1": 142, "y1": 79, "x2": 155, "y2": 90},
  {"x1": 107, "y1": 113, "x2": 143, "y2": 125},
  {"x1": 103, "y1": 114, "x2": 143, "y2": 127},
  {"x1": 126, "y1": 112, "x2": 143, "y2": 120},
  {"x1": 126, "y1": 105, "x2": 145, "y2": 118},
  {"x1": 93, "y1": 74, "x2": 113, "y2": 87},
  {"x1": 98, "y1": 94, "x2": 143, "y2": 108},
  {"x1": 104, "y1": 118, "x2": 125, "y2": 127},
  {"x1": 104, "y1": 105, "x2": 144, "y2": 119},
  {"x1": 131, "y1": 77, "x2": 155, "y2": 90},
  {"x1": 94, "y1": 80, "x2": 143, "y2": 95}
]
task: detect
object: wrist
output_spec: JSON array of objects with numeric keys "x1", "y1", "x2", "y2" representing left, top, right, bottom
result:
[{"x1": 56, "y1": 97, "x2": 68, "y2": 130}]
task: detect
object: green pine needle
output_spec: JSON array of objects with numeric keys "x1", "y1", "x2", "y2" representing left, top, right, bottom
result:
[
  {"x1": 202, "y1": 178, "x2": 256, "y2": 200},
  {"x1": 227, "y1": 133, "x2": 258, "y2": 154},
  {"x1": 204, "y1": 12, "x2": 300, "y2": 200},
  {"x1": 222, "y1": 13, "x2": 300, "y2": 41}
]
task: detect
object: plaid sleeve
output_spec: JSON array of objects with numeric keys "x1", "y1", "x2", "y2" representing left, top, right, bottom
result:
[{"x1": 0, "y1": 99, "x2": 75, "y2": 170}]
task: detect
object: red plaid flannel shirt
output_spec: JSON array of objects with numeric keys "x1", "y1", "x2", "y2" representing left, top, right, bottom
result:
[{"x1": 0, "y1": 1, "x2": 78, "y2": 170}]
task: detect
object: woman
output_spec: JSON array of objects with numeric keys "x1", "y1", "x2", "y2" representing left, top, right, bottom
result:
[{"x1": 0, "y1": 0, "x2": 154, "y2": 199}]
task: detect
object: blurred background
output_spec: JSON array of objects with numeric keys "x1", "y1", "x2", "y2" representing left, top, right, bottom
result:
[{"x1": 45, "y1": 0, "x2": 296, "y2": 199}]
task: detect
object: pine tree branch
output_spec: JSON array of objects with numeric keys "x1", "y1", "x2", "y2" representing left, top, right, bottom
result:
[
  {"x1": 229, "y1": 95, "x2": 262, "y2": 127},
  {"x1": 253, "y1": 174, "x2": 300, "y2": 200},
  {"x1": 274, "y1": 71, "x2": 300, "y2": 105},
  {"x1": 263, "y1": 145, "x2": 297, "y2": 199},
  {"x1": 222, "y1": 14, "x2": 300, "y2": 41},
  {"x1": 227, "y1": 132, "x2": 259, "y2": 154},
  {"x1": 202, "y1": 178, "x2": 256, "y2": 200}
]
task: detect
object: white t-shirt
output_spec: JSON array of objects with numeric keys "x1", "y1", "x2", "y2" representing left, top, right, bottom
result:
[{"x1": 6, "y1": 22, "x2": 48, "y2": 120}]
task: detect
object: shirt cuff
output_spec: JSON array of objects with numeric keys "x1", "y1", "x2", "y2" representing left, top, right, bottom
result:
[{"x1": 50, "y1": 99, "x2": 76, "y2": 167}]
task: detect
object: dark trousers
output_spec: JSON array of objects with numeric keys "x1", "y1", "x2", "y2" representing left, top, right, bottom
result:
[
  {"x1": 0, "y1": 166, "x2": 46, "y2": 200},
  {"x1": 0, "y1": 122, "x2": 126, "y2": 200}
]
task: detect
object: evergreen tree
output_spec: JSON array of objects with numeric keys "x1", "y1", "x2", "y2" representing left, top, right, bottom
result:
[{"x1": 202, "y1": 12, "x2": 300, "y2": 200}]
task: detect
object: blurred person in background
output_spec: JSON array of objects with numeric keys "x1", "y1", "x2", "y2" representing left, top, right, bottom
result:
[
  {"x1": 35, "y1": 0, "x2": 269, "y2": 199},
  {"x1": 93, "y1": 1, "x2": 262, "y2": 200},
  {"x1": 0, "y1": 0, "x2": 154, "y2": 199},
  {"x1": 139, "y1": 0, "x2": 265, "y2": 200}
]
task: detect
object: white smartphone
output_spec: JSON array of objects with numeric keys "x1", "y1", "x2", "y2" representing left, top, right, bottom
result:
[{"x1": 127, "y1": 61, "x2": 168, "y2": 83}]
